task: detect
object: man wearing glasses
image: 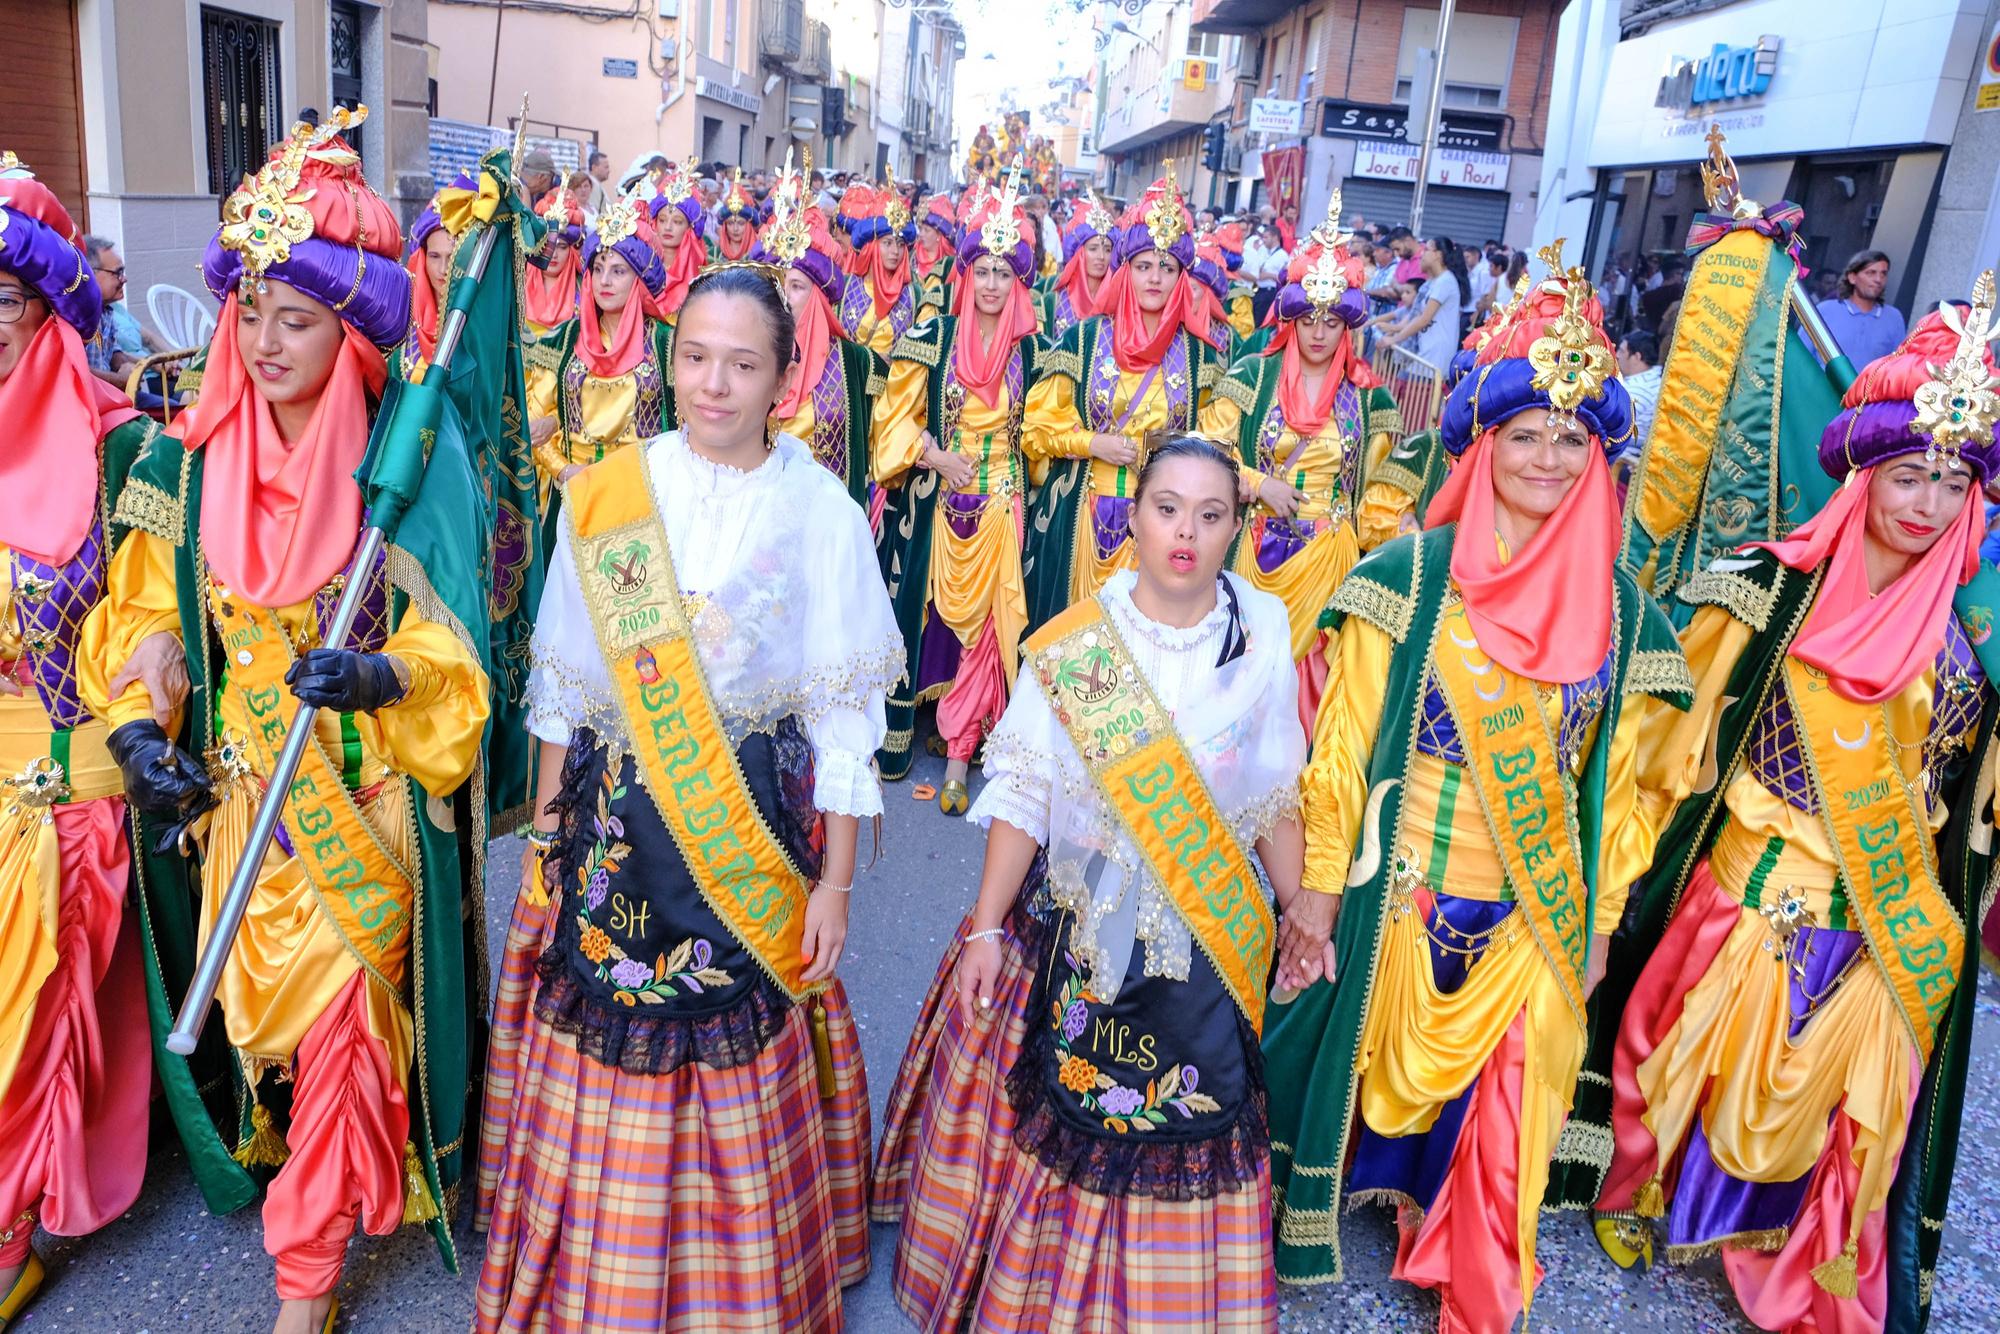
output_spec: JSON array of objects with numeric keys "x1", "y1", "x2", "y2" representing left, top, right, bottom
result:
[{"x1": 80, "y1": 236, "x2": 158, "y2": 388}]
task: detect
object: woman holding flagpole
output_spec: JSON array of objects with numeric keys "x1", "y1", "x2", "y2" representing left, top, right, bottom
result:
[
  {"x1": 1590, "y1": 286, "x2": 2000, "y2": 1333},
  {"x1": 80, "y1": 110, "x2": 491, "y2": 1334},
  {"x1": 875, "y1": 432, "x2": 1307, "y2": 1332},
  {"x1": 475, "y1": 265, "x2": 903, "y2": 1332},
  {"x1": 1260, "y1": 248, "x2": 1692, "y2": 1334}
]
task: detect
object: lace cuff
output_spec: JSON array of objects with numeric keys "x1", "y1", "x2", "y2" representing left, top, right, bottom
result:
[
  {"x1": 811, "y1": 746, "x2": 884, "y2": 818},
  {"x1": 968, "y1": 770, "x2": 1053, "y2": 843}
]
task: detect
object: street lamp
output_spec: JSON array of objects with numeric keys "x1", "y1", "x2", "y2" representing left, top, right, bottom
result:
[{"x1": 1098, "y1": 18, "x2": 1164, "y2": 57}]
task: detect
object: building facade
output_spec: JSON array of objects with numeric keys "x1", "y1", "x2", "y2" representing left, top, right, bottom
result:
[
  {"x1": 1187, "y1": 0, "x2": 1559, "y2": 245},
  {"x1": 1538, "y1": 0, "x2": 1992, "y2": 316},
  {"x1": 1092, "y1": 0, "x2": 1239, "y2": 203},
  {"x1": 6, "y1": 0, "x2": 432, "y2": 338}
]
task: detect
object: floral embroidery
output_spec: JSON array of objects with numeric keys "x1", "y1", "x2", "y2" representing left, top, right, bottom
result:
[
  {"x1": 570, "y1": 769, "x2": 736, "y2": 1006},
  {"x1": 1048, "y1": 953, "x2": 1221, "y2": 1134}
]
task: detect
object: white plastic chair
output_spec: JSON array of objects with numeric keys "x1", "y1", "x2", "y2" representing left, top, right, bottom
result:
[{"x1": 147, "y1": 283, "x2": 216, "y2": 350}]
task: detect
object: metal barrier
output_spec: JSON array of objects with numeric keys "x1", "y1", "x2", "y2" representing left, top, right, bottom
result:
[{"x1": 1379, "y1": 344, "x2": 1445, "y2": 438}]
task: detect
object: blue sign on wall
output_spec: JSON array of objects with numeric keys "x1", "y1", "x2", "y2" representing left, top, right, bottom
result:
[
  {"x1": 1656, "y1": 36, "x2": 1780, "y2": 115},
  {"x1": 603, "y1": 57, "x2": 639, "y2": 79}
]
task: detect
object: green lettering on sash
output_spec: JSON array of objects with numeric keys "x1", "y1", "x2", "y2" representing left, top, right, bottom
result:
[
  {"x1": 1124, "y1": 759, "x2": 1174, "y2": 803},
  {"x1": 1188, "y1": 849, "x2": 1227, "y2": 889},
  {"x1": 1882, "y1": 902, "x2": 1930, "y2": 942},
  {"x1": 658, "y1": 730, "x2": 700, "y2": 777},
  {"x1": 1490, "y1": 743, "x2": 1536, "y2": 782},
  {"x1": 683, "y1": 796, "x2": 728, "y2": 835},
  {"x1": 671, "y1": 768, "x2": 714, "y2": 806},
  {"x1": 1856, "y1": 815, "x2": 1899, "y2": 855}
]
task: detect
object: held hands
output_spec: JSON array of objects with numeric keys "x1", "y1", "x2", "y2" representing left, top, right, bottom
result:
[
  {"x1": 284, "y1": 650, "x2": 409, "y2": 714},
  {"x1": 1256, "y1": 475, "x2": 1307, "y2": 519},
  {"x1": 799, "y1": 881, "x2": 850, "y2": 984},
  {"x1": 1584, "y1": 931, "x2": 1612, "y2": 999},
  {"x1": 1087, "y1": 433, "x2": 1138, "y2": 468},
  {"x1": 529, "y1": 415, "x2": 558, "y2": 446},
  {"x1": 1274, "y1": 890, "x2": 1340, "y2": 994},
  {"x1": 108, "y1": 630, "x2": 191, "y2": 727},
  {"x1": 921, "y1": 432, "x2": 976, "y2": 491},
  {"x1": 955, "y1": 930, "x2": 1004, "y2": 1024}
]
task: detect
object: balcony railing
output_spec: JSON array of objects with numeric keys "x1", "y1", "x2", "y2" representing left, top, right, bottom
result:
[
  {"x1": 796, "y1": 19, "x2": 831, "y2": 81},
  {"x1": 759, "y1": 0, "x2": 803, "y2": 64}
]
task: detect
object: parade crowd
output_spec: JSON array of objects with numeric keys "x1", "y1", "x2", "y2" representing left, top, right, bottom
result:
[{"x1": 1, "y1": 104, "x2": 1997, "y2": 1334}]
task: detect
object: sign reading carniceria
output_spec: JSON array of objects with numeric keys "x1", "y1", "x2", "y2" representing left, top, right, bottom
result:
[{"x1": 1656, "y1": 36, "x2": 1780, "y2": 118}]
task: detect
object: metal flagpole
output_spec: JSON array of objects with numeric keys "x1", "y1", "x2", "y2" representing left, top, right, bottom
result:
[
  {"x1": 1408, "y1": 0, "x2": 1457, "y2": 238},
  {"x1": 165, "y1": 134, "x2": 521, "y2": 1056}
]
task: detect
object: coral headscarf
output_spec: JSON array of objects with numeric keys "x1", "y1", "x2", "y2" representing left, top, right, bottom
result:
[
  {"x1": 0, "y1": 171, "x2": 139, "y2": 565},
  {"x1": 523, "y1": 197, "x2": 584, "y2": 329},
  {"x1": 178, "y1": 113, "x2": 408, "y2": 609}
]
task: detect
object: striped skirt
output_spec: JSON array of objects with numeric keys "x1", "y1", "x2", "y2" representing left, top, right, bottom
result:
[
  {"x1": 474, "y1": 976, "x2": 872, "y2": 1332},
  {"x1": 879, "y1": 911, "x2": 1276, "y2": 1332}
]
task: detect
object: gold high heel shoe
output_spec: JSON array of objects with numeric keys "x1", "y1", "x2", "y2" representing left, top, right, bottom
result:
[
  {"x1": 0, "y1": 1253, "x2": 46, "y2": 1331},
  {"x1": 938, "y1": 778, "x2": 969, "y2": 815},
  {"x1": 322, "y1": 1297, "x2": 340, "y2": 1333}
]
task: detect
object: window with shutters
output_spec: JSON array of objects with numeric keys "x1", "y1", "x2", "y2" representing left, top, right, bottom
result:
[{"x1": 201, "y1": 7, "x2": 285, "y2": 196}]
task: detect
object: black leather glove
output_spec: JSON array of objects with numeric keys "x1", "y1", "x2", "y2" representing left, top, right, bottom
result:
[
  {"x1": 284, "y1": 649, "x2": 408, "y2": 713},
  {"x1": 107, "y1": 720, "x2": 215, "y2": 822}
]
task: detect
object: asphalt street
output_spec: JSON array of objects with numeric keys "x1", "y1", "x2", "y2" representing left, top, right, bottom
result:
[{"x1": 18, "y1": 745, "x2": 2000, "y2": 1331}]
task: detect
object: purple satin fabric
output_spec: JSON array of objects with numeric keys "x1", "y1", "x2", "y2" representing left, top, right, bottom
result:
[
  {"x1": 1254, "y1": 515, "x2": 1318, "y2": 574},
  {"x1": 1111, "y1": 225, "x2": 1195, "y2": 272},
  {"x1": 1090, "y1": 495, "x2": 1134, "y2": 562},
  {"x1": 1662, "y1": 925, "x2": 1864, "y2": 1249},
  {"x1": 953, "y1": 228, "x2": 1033, "y2": 282},
  {"x1": 1271, "y1": 282, "x2": 1368, "y2": 328},
  {"x1": 0, "y1": 202, "x2": 103, "y2": 337},
  {"x1": 1819, "y1": 398, "x2": 2000, "y2": 482},
  {"x1": 579, "y1": 231, "x2": 668, "y2": 300},
  {"x1": 203, "y1": 234, "x2": 411, "y2": 348},
  {"x1": 1347, "y1": 894, "x2": 1518, "y2": 1210},
  {"x1": 752, "y1": 241, "x2": 842, "y2": 308}
]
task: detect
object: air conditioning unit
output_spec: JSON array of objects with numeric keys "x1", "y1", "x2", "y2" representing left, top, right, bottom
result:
[
  {"x1": 1221, "y1": 143, "x2": 1243, "y2": 173},
  {"x1": 1236, "y1": 36, "x2": 1263, "y2": 83}
]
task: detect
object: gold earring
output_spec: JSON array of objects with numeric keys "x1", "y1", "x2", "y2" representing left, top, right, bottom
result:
[{"x1": 765, "y1": 414, "x2": 779, "y2": 452}]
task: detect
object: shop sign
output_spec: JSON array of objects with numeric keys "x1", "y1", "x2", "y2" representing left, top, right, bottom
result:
[
  {"x1": 696, "y1": 76, "x2": 762, "y2": 116},
  {"x1": 1655, "y1": 36, "x2": 1779, "y2": 117},
  {"x1": 1248, "y1": 98, "x2": 1304, "y2": 137},
  {"x1": 1319, "y1": 99, "x2": 1505, "y2": 153},
  {"x1": 1352, "y1": 140, "x2": 1509, "y2": 192}
]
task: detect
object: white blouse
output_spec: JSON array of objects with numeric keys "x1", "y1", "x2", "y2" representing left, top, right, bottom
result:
[
  {"x1": 526, "y1": 430, "x2": 905, "y2": 818},
  {"x1": 969, "y1": 569, "x2": 1306, "y2": 995}
]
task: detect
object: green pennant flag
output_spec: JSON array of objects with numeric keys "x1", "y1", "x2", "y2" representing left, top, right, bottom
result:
[
  {"x1": 1619, "y1": 237, "x2": 1845, "y2": 623},
  {"x1": 394, "y1": 149, "x2": 548, "y2": 821}
]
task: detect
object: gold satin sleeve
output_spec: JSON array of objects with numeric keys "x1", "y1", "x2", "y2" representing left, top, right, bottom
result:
[
  {"x1": 1356, "y1": 431, "x2": 1416, "y2": 549},
  {"x1": 1197, "y1": 394, "x2": 1260, "y2": 492},
  {"x1": 1301, "y1": 615, "x2": 1393, "y2": 894},
  {"x1": 1022, "y1": 370, "x2": 1093, "y2": 462},
  {"x1": 1647, "y1": 603, "x2": 1756, "y2": 828},
  {"x1": 77, "y1": 530, "x2": 184, "y2": 730},
  {"x1": 1593, "y1": 694, "x2": 1673, "y2": 933},
  {"x1": 872, "y1": 354, "x2": 932, "y2": 485},
  {"x1": 355, "y1": 605, "x2": 490, "y2": 798}
]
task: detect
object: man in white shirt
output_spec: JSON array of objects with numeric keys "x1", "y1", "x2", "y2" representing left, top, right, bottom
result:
[
  {"x1": 1245, "y1": 222, "x2": 1289, "y2": 324},
  {"x1": 1615, "y1": 330, "x2": 1662, "y2": 459}
]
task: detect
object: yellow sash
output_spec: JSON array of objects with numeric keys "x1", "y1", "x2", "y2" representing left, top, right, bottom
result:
[
  {"x1": 1630, "y1": 228, "x2": 1773, "y2": 564},
  {"x1": 213, "y1": 589, "x2": 414, "y2": 987},
  {"x1": 1429, "y1": 604, "x2": 1591, "y2": 1026},
  {"x1": 1026, "y1": 598, "x2": 1274, "y2": 1030},
  {"x1": 1785, "y1": 660, "x2": 1961, "y2": 1060},
  {"x1": 566, "y1": 446, "x2": 813, "y2": 999}
]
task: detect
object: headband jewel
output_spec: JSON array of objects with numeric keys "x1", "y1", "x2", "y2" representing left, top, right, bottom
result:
[
  {"x1": 657, "y1": 155, "x2": 701, "y2": 206},
  {"x1": 1305, "y1": 185, "x2": 1350, "y2": 255},
  {"x1": 979, "y1": 155, "x2": 1024, "y2": 258},
  {"x1": 1082, "y1": 193, "x2": 1114, "y2": 236},
  {"x1": 882, "y1": 180, "x2": 911, "y2": 231},
  {"x1": 763, "y1": 147, "x2": 814, "y2": 265},
  {"x1": 1524, "y1": 238, "x2": 1614, "y2": 417},
  {"x1": 1912, "y1": 269, "x2": 2000, "y2": 470},
  {"x1": 1143, "y1": 161, "x2": 1187, "y2": 253},
  {"x1": 1299, "y1": 246, "x2": 1348, "y2": 314},
  {"x1": 218, "y1": 110, "x2": 358, "y2": 292},
  {"x1": 595, "y1": 194, "x2": 642, "y2": 247}
]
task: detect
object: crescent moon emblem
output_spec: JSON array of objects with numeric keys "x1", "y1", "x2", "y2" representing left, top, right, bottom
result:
[
  {"x1": 1474, "y1": 676, "x2": 1505, "y2": 702},
  {"x1": 1460, "y1": 653, "x2": 1495, "y2": 677},
  {"x1": 1448, "y1": 627, "x2": 1480, "y2": 649},
  {"x1": 1832, "y1": 722, "x2": 1871, "y2": 752},
  {"x1": 1346, "y1": 779, "x2": 1402, "y2": 889}
]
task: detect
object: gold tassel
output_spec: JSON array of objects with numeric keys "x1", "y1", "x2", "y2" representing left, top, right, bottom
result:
[
  {"x1": 402, "y1": 1142, "x2": 441, "y2": 1225},
  {"x1": 1811, "y1": 1240, "x2": 1859, "y2": 1299},
  {"x1": 810, "y1": 997, "x2": 837, "y2": 1101},
  {"x1": 1632, "y1": 1176, "x2": 1665, "y2": 1219},
  {"x1": 232, "y1": 1103, "x2": 291, "y2": 1169}
]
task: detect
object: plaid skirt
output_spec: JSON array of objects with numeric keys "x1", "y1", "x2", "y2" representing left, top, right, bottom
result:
[
  {"x1": 880, "y1": 910, "x2": 1275, "y2": 1331},
  {"x1": 875, "y1": 914, "x2": 1038, "y2": 1331},
  {"x1": 475, "y1": 875, "x2": 559, "y2": 1231},
  {"x1": 473, "y1": 975, "x2": 872, "y2": 1332}
]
